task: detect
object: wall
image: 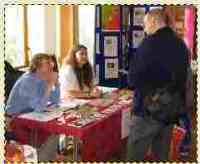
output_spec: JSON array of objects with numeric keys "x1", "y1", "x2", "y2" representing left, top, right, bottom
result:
[
  {"x1": 57, "y1": 5, "x2": 74, "y2": 65},
  {"x1": 44, "y1": 6, "x2": 57, "y2": 55}
]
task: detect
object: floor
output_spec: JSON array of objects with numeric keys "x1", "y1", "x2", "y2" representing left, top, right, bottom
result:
[
  {"x1": 188, "y1": 109, "x2": 197, "y2": 162},
  {"x1": 109, "y1": 109, "x2": 197, "y2": 162}
]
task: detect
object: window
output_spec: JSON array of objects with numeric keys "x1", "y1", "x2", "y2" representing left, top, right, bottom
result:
[
  {"x1": 5, "y1": 6, "x2": 25, "y2": 67},
  {"x1": 27, "y1": 5, "x2": 45, "y2": 58},
  {"x1": 5, "y1": 5, "x2": 57, "y2": 68},
  {"x1": 79, "y1": 5, "x2": 95, "y2": 66}
]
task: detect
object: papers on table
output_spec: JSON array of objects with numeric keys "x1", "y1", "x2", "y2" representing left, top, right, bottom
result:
[
  {"x1": 98, "y1": 86, "x2": 118, "y2": 94},
  {"x1": 18, "y1": 99, "x2": 90, "y2": 122},
  {"x1": 59, "y1": 99, "x2": 89, "y2": 108},
  {"x1": 19, "y1": 111, "x2": 63, "y2": 122},
  {"x1": 68, "y1": 117, "x2": 96, "y2": 128}
]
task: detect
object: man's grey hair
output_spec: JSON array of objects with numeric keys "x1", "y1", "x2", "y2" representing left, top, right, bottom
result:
[{"x1": 146, "y1": 9, "x2": 169, "y2": 25}]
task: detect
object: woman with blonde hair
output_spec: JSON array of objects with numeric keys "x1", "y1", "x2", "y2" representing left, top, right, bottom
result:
[
  {"x1": 59, "y1": 44, "x2": 101, "y2": 99},
  {"x1": 5, "y1": 53, "x2": 61, "y2": 161}
]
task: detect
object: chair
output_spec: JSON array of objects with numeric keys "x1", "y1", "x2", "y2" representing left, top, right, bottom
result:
[{"x1": 5, "y1": 60, "x2": 24, "y2": 103}]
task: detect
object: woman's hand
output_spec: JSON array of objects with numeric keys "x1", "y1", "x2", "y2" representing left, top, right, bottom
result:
[
  {"x1": 45, "y1": 72, "x2": 59, "y2": 97},
  {"x1": 47, "y1": 72, "x2": 59, "y2": 87},
  {"x1": 90, "y1": 87, "x2": 102, "y2": 98}
]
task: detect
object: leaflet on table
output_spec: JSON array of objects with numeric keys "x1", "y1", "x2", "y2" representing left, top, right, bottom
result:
[
  {"x1": 100, "y1": 104, "x2": 120, "y2": 114},
  {"x1": 59, "y1": 99, "x2": 90, "y2": 109},
  {"x1": 87, "y1": 98, "x2": 115, "y2": 108},
  {"x1": 67, "y1": 112, "x2": 106, "y2": 128},
  {"x1": 68, "y1": 117, "x2": 96, "y2": 128},
  {"x1": 97, "y1": 86, "x2": 118, "y2": 94},
  {"x1": 19, "y1": 111, "x2": 63, "y2": 122}
]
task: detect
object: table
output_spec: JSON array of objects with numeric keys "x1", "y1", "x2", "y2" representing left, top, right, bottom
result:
[{"x1": 11, "y1": 89, "x2": 133, "y2": 162}]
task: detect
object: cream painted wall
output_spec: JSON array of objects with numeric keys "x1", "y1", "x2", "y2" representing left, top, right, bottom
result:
[{"x1": 44, "y1": 6, "x2": 57, "y2": 55}]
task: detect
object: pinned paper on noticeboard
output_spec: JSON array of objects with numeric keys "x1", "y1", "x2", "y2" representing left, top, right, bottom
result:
[
  {"x1": 104, "y1": 36, "x2": 118, "y2": 57},
  {"x1": 149, "y1": 6, "x2": 163, "y2": 11},
  {"x1": 96, "y1": 33, "x2": 100, "y2": 54},
  {"x1": 102, "y1": 5, "x2": 120, "y2": 30},
  {"x1": 105, "y1": 58, "x2": 119, "y2": 79},
  {"x1": 95, "y1": 64, "x2": 100, "y2": 85},
  {"x1": 132, "y1": 31, "x2": 145, "y2": 48},
  {"x1": 133, "y1": 7, "x2": 146, "y2": 26}
]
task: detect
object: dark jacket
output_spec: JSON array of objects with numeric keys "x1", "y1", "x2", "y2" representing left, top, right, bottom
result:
[
  {"x1": 5, "y1": 61, "x2": 24, "y2": 103},
  {"x1": 128, "y1": 26, "x2": 189, "y2": 117}
]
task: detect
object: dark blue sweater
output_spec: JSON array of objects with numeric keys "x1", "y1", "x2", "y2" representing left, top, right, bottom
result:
[{"x1": 128, "y1": 26, "x2": 189, "y2": 117}]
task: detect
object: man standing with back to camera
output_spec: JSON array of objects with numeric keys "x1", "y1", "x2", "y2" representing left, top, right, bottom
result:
[{"x1": 127, "y1": 9, "x2": 189, "y2": 161}]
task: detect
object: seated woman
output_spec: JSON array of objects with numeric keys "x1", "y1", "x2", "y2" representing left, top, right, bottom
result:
[
  {"x1": 6, "y1": 53, "x2": 60, "y2": 116},
  {"x1": 59, "y1": 44, "x2": 101, "y2": 99},
  {"x1": 5, "y1": 53, "x2": 60, "y2": 162}
]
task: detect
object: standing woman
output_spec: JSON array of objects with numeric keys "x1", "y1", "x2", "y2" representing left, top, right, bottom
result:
[{"x1": 59, "y1": 44, "x2": 101, "y2": 99}]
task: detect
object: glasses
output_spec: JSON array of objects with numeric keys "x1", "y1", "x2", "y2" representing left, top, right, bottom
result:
[{"x1": 40, "y1": 60, "x2": 50, "y2": 65}]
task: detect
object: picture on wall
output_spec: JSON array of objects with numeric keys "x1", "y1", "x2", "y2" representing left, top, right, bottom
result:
[
  {"x1": 102, "y1": 5, "x2": 120, "y2": 30},
  {"x1": 104, "y1": 36, "x2": 118, "y2": 57},
  {"x1": 96, "y1": 33, "x2": 100, "y2": 54},
  {"x1": 132, "y1": 30, "x2": 145, "y2": 48},
  {"x1": 105, "y1": 58, "x2": 119, "y2": 79},
  {"x1": 133, "y1": 7, "x2": 146, "y2": 26},
  {"x1": 95, "y1": 64, "x2": 100, "y2": 85},
  {"x1": 149, "y1": 6, "x2": 163, "y2": 11}
]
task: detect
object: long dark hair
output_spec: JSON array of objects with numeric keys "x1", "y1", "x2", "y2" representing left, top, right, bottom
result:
[
  {"x1": 64, "y1": 44, "x2": 93, "y2": 90},
  {"x1": 49, "y1": 55, "x2": 59, "y2": 72}
]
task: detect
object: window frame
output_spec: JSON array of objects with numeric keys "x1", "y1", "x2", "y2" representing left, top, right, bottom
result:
[{"x1": 5, "y1": 5, "x2": 30, "y2": 69}]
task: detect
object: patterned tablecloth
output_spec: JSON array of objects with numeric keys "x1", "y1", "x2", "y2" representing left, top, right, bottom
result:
[{"x1": 11, "y1": 89, "x2": 133, "y2": 161}]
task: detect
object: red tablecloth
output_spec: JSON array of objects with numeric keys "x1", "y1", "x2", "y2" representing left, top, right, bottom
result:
[{"x1": 11, "y1": 101, "x2": 131, "y2": 161}]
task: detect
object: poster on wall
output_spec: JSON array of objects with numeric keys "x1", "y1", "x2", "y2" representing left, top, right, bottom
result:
[
  {"x1": 104, "y1": 36, "x2": 118, "y2": 57},
  {"x1": 95, "y1": 64, "x2": 100, "y2": 85},
  {"x1": 133, "y1": 7, "x2": 146, "y2": 26},
  {"x1": 102, "y1": 5, "x2": 120, "y2": 30},
  {"x1": 132, "y1": 31, "x2": 145, "y2": 48},
  {"x1": 105, "y1": 58, "x2": 119, "y2": 79},
  {"x1": 96, "y1": 33, "x2": 100, "y2": 54}
]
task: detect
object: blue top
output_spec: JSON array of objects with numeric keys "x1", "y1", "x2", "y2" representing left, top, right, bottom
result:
[
  {"x1": 128, "y1": 27, "x2": 189, "y2": 117},
  {"x1": 6, "y1": 72, "x2": 60, "y2": 116}
]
